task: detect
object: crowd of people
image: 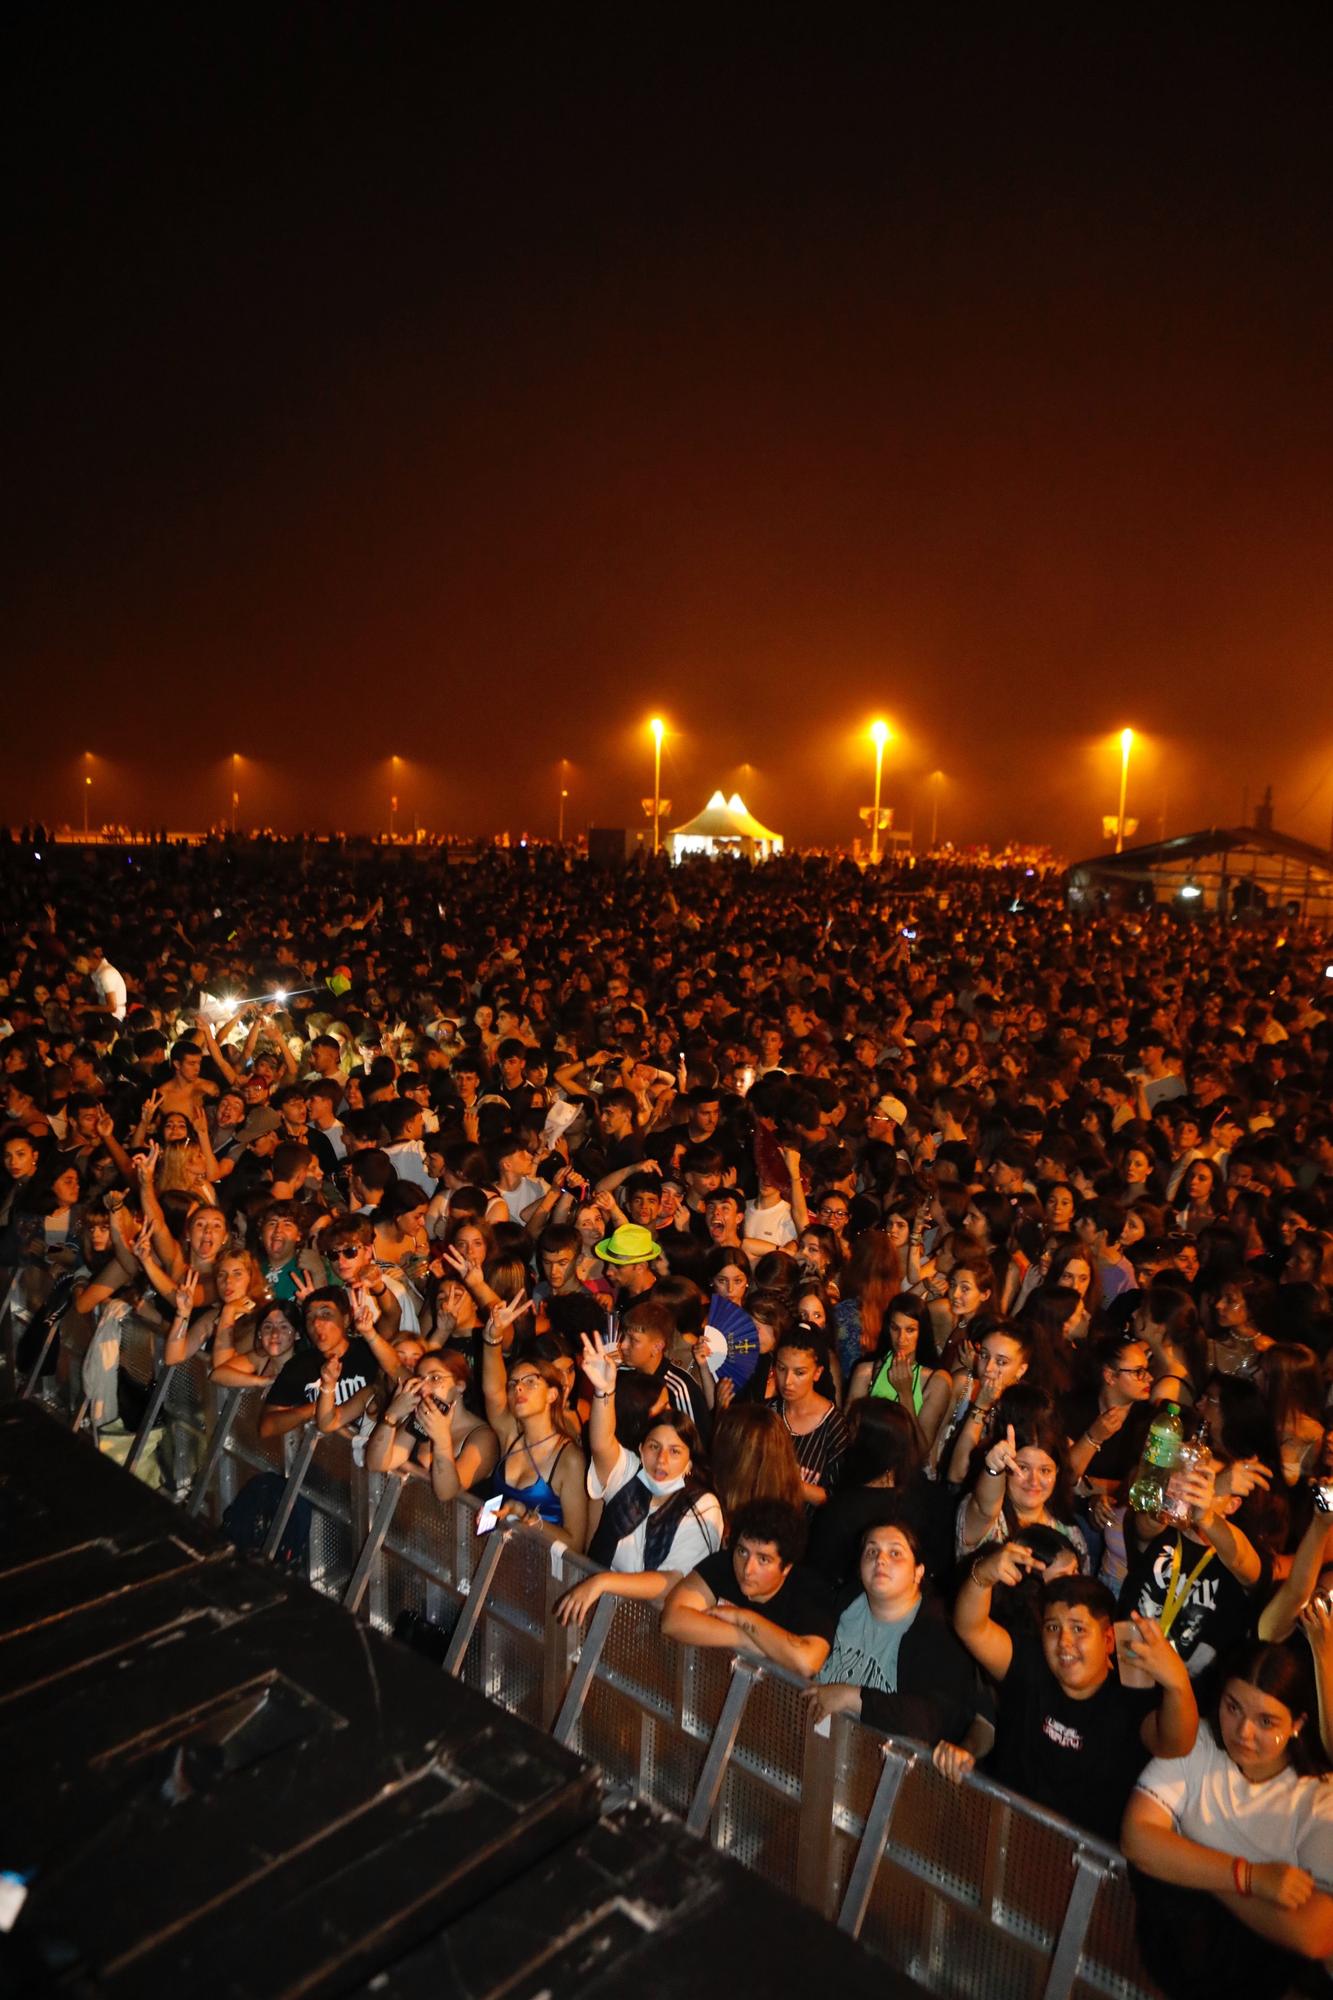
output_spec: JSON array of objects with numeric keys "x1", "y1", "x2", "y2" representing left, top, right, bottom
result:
[{"x1": 3, "y1": 838, "x2": 1333, "y2": 1996}]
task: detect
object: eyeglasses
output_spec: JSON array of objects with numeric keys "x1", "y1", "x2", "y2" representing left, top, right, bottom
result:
[
  {"x1": 508, "y1": 1374, "x2": 544, "y2": 1393},
  {"x1": 329, "y1": 1247, "x2": 362, "y2": 1260},
  {"x1": 1115, "y1": 1365, "x2": 1153, "y2": 1381}
]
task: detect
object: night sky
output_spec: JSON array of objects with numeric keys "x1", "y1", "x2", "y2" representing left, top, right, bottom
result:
[{"x1": 7, "y1": 12, "x2": 1331, "y2": 851}]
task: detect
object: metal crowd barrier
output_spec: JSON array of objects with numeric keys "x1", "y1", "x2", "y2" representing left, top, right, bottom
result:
[{"x1": 19, "y1": 1351, "x2": 1161, "y2": 2000}]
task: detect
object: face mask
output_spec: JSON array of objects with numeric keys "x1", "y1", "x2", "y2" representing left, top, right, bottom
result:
[{"x1": 641, "y1": 1467, "x2": 687, "y2": 1497}]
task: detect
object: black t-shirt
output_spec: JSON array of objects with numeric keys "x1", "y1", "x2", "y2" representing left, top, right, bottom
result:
[
  {"x1": 268, "y1": 1336, "x2": 378, "y2": 1410},
  {"x1": 1060, "y1": 1390, "x2": 1152, "y2": 1485},
  {"x1": 991, "y1": 1626, "x2": 1154, "y2": 1842},
  {"x1": 694, "y1": 1549, "x2": 838, "y2": 1646},
  {"x1": 1119, "y1": 1529, "x2": 1264, "y2": 1679}
]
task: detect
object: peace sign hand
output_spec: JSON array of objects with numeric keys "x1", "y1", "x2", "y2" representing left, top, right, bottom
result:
[
  {"x1": 348, "y1": 1283, "x2": 377, "y2": 1336},
  {"x1": 579, "y1": 1327, "x2": 620, "y2": 1398},
  {"x1": 174, "y1": 1267, "x2": 201, "y2": 1319},
  {"x1": 491, "y1": 1289, "x2": 532, "y2": 1335},
  {"x1": 292, "y1": 1268, "x2": 317, "y2": 1304}
]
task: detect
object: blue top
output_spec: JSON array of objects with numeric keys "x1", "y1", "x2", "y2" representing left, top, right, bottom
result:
[{"x1": 495, "y1": 1438, "x2": 571, "y2": 1526}]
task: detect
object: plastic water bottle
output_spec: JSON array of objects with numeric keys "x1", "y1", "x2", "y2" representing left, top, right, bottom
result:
[
  {"x1": 1162, "y1": 1426, "x2": 1209, "y2": 1526},
  {"x1": 1128, "y1": 1402, "x2": 1183, "y2": 1515}
]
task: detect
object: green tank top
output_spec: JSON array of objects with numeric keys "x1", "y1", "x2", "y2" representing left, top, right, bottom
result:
[{"x1": 869, "y1": 1356, "x2": 924, "y2": 1413}]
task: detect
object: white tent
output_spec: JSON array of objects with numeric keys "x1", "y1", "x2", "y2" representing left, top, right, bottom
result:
[{"x1": 669, "y1": 791, "x2": 783, "y2": 862}]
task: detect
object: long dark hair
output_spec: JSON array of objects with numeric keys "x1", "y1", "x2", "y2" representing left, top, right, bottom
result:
[
  {"x1": 867, "y1": 1291, "x2": 940, "y2": 1368},
  {"x1": 982, "y1": 1388, "x2": 1080, "y2": 1534},
  {"x1": 840, "y1": 1398, "x2": 923, "y2": 1490}
]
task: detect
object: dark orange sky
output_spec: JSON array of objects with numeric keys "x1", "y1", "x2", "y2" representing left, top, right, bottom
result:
[{"x1": 7, "y1": 14, "x2": 1332, "y2": 851}]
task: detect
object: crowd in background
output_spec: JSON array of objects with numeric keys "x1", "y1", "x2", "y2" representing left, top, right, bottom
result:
[{"x1": 3, "y1": 840, "x2": 1333, "y2": 1997}]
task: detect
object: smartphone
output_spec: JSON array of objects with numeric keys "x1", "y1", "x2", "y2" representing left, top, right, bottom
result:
[
  {"x1": 475, "y1": 1494, "x2": 504, "y2": 1535},
  {"x1": 1313, "y1": 1480, "x2": 1333, "y2": 1513}
]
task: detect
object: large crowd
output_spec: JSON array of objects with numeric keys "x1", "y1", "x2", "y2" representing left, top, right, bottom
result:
[{"x1": 3, "y1": 838, "x2": 1333, "y2": 1996}]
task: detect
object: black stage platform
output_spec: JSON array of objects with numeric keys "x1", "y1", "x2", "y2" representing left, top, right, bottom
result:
[{"x1": 0, "y1": 1401, "x2": 920, "y2": 1999}]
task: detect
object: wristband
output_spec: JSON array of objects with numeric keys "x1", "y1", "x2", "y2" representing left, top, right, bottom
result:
[
  {"x1": 482, "y1": 1333, "x2": 503, "y2": 1348},
  {"x1": 1232, "y1": 1855, "x2": 1252, "y2": 1896},
  {"x1": 594, "y1": 1389, "x2": 614, "y2": 1401}
]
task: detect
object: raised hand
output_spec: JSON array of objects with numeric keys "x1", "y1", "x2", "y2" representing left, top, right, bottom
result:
[
  {"x1": 491, "y1": 1289, "x2": 532, "y2": 1334},
  {"x1": 416, "y1": 1393, "x2": 452, "y2": 1446},
  {"x1": 173, "y1": 1268, "x2": 201, "y2": 1319},
  {"x1": 292, "y1": 1268, "x2": 317, "y2": 1303},
  {"x1": 1088, "y1": 1401, "x2": 1132, "y2": 1444},
  {"x1": 1119, "y1": 1611, "x2": 1190, "y2": 1689},
  {"x1": 318, "y1": 1354, "x2": 342, "y2": 1391},
  {"x1": 1217, "y1": 1456, "x2": 1273, "y2": 1502},
  {"x1": 984, "y1": 1424, "x2": 1020, "y2": 1480},
  {"x1": 977, "y1": 1541, "x2": 1042, "y2": 1591},
  {"x1": 579, "y1": 1327, "x2": 620, "y2": 1398},
  {"x1": 348, "y1": 1283, "x2": 378, "y2": 1336}
]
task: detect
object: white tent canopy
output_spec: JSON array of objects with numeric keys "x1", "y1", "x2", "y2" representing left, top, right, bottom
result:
[{"x1": 670, "y1": 791, "x2": 783, "y2": 861}]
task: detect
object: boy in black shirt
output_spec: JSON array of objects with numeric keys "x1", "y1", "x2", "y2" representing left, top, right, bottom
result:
[
  {"x1": 260, "y1": 1285, "x2": 397, "y2": 1441},
  {"x1": 661, "y1": 1498, "x2": 836, "y2": 1679},
  {"x1": 946, "y1": 1541, "x2": 1198, "y2": 1841}
]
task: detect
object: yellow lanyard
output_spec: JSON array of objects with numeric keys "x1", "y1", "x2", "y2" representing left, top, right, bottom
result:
[{"x1": 1159, "y1": 1534, "x2": 1215, "y2": 1641}]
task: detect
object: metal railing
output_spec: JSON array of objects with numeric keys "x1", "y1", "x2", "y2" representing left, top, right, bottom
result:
[{"x1": 16, "y1": 1350, "x2": 1162, "y2": 2000}]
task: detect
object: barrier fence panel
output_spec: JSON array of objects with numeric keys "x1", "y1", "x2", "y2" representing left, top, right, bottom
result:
[{"x1": 31, "y1": 1351, "x2": 1166, "y2": 2000}]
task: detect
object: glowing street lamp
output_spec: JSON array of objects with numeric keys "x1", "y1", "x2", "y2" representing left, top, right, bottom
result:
[
  {"x1": 558, "y1": 759, "x2": 569, "y2": 843},
  {"x1": 390, "y1": 755, "x2": 400, "y2": 841},
  {"x1": 83, "y1": 754, "x2": 92, "y2": 839},
  {"x1": 869, "y1": 719, "x2": 890, "y2": 865},
  {"x1": 649, "y1": 718, "x2": 665, "y2": 857},
  {"x1": 1116, "y1": 728, "x2": 1134, "y2": 853},
  {"x1": 231, "y1": 752, "x2": 240, "y2": 835}
]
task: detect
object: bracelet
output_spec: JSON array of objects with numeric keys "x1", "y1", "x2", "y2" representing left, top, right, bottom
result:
[
  {"x1": 594, "y1": 1389, "x2": 614, "y2": 1401},
  {"x1": 969, "y1": 1560, "x2": 991, "y2": 1589},
  {"x1": 482, "y1": 1333, "x2": 503, "y2": 1348},
  {"x1": 1232, "y1": 1854, "x2": 1252, "y2": 1896}
]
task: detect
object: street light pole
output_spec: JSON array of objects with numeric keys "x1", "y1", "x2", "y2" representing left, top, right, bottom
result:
[
  {"x1": 650, "y1": 719, "x2": 664, "y2": 857},
  {"x1": 869, "y1": 720, "x2": 889, "y2": 866},
  {"x1": 390, "y1": 756, "x2": 399, "y2": 841},
  {"x1": 84, "y1": 773, "x2": 91, "y2": 838},
  {"x1": 231, "y1": 753, "x2": 239, "y2": 835},
  {"x1": 930, "y1": 770, "x2": 942, "y2": 849},
  {"x1": 1116, "y1": 728, "x2": 1134, "y2": 853}
]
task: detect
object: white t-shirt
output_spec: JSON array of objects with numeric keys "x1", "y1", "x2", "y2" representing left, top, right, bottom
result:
[
  {"x1": 588, "y1": 1443, "x2": 724, "y2": 1575},
  {"x1": 1136, "y1": 1727, "x2": 1333, "y2": 1885},
  {"x1": 744, "y1": 1197, "x2": 798, "y2": 1248},
  {"x1": 93, "y1": 960, "x2": 127, "y2": 1019},
  {"x1": 383, "y1": 1138, "x2": 436, "y2": 1194},
  {"x1": 498, "y1": 1174, "x2": 547, "y2": 1225}
]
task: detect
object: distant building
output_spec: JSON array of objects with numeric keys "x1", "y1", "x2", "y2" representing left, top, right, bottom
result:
[
  {"x1": 670, "y1": 791, "x2": 783, "y2": 862},
  {"x1": 1069, "y1": 807, "x2": 1333, "y2": 923}
]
